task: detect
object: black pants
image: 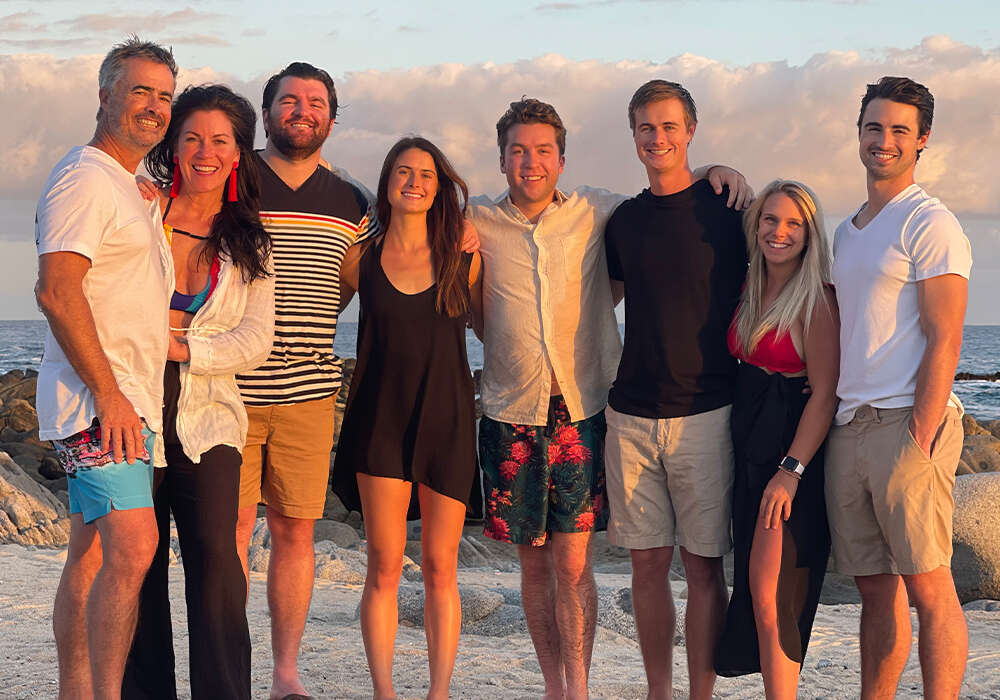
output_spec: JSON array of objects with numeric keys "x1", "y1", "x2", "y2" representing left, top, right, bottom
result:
[{"x1": 123, "y1": 364, "x2": 251, "y2": 699}]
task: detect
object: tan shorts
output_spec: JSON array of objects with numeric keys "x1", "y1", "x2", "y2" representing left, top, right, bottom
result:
[
  {"x1": 604, "y1": 404, "x2": 734, "y2": 556},
  {"x1": 239, "y1": 395, "x2": 336, "y2": 519},
  {"x1": 825, "y1": 405, "x2": 963, "y2": 576}
]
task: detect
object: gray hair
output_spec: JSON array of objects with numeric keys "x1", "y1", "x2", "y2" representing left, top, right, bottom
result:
[{"x1": 96, "y1": 36, "x2": 176, "y2": 118}]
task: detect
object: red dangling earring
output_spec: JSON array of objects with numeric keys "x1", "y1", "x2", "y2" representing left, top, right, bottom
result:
[
  {"x1": 169, "y1": 157, "x2": 181, "y2": 198},
  {"x1": 226, "y1": 162, "x2": 238, "y2": 202}
]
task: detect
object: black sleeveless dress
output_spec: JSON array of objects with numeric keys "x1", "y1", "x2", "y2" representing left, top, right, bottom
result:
[
  {"x1": 715, "y1": 361, "x2": 831, "y2": 676},
  {"x1": 332, "y1": 239, "x2": 477, "y2": 520}
]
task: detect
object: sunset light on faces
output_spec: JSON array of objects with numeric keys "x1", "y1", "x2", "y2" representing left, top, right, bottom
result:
[
  {"x1": 264, "y1": 76, "x2": 333, "y2": 158},
  {"x1": 756, "y1": 192, "x2": 807, "y2": 270},
  {"x1": 99, "y1": 57, "x2": 175, "y2": 163},
  {"x1": 387, "y1": 147, "x2": 439, "y2": 216},
  {"x1": 632, "y1": 97, "x2": 695, "y2": 180},
  {"x1": 500, "y1": 122, "x2": 564, "y2": 215},
  {"x1": 858, "y1": 98, "x2": 928, "y2": 185},
  {"x1": 175, "y1": 109, "x2": 239, "y2": 197}
]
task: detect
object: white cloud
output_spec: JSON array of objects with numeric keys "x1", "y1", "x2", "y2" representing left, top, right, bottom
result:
[
  {"x1": 1, "y1": 36, "x2": 997, "y2": 321},
  {"x1": 3, "y1": 36, "x2": 997, "y2": 218}
]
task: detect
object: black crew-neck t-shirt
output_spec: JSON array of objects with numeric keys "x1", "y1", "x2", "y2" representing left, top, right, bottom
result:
[{"x1": 605, "y1": 179, "x2": 747, "y2": 418}]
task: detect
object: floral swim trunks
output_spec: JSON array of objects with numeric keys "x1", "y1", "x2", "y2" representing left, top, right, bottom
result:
[
  {"x1": 479, "y1": 396, "x2": 608, "y2": 546},
  {"x1": 53, "y1": 419, "x2": 155, "y2": 524}
]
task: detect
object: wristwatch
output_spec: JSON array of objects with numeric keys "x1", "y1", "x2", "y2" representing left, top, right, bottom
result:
[{"x1": 778, "y1": 455, "x2": 806, "y2": 478}]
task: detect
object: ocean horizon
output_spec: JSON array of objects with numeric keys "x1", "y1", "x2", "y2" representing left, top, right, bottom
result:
[{"x1": 3, "y1": 320, "x2": 999, "y2": 421}]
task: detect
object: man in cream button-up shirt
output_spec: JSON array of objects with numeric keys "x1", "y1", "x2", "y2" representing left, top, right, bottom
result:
[
  {"x1": 472, "y1": 186, "x2": 624, "y2": 426},
  {"x1": 469, "y1": 97, "x2": 748, "y2": 700}
]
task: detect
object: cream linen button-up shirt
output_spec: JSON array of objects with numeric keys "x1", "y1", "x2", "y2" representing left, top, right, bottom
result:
[{"x1": 468, "y1": 187, "x2": 626, "y2": 426}]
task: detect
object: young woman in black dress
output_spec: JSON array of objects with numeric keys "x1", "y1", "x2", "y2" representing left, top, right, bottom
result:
[
  {"x1": 333, "y1": 136, "x2": 482, "y2": 700},
  {"x1": 715, "y1": 180, "x2": 839, "y2": 698}
]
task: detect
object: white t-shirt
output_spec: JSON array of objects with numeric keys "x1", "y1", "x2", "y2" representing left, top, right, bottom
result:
[
  {"x1": 35, "y1": 145, "x2": 173, "y2": 442},
  {"x1": 832, "y1": 184, "x2": 972, "y2": 425}
]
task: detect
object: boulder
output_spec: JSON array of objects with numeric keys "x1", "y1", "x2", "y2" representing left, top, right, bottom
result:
[
  {"x1": 595, "y1": 585, "x2": 688, "y2": 645},
  {"x1": 951, "y1": 473, "x2": 1000, "y2": 602},
  {"x1": 2, "y1": 399, "x2": 37, "y2": 433},
  {"x1": 396, "y1": 583, "x2": 504, "y2": 627},
  {"x1": 960, "y1": 434, "x2": 1000, "y2": 474},
  {"x1": 321, "y1": 491, "x2": 350, "y2": 522},
  {"x1": 314, "y1": 540, "x2": 368, "y2": 584},
  {"x1": 962, "y1": 413, "x2": 990, "y2": 436},
  {"x1": 0, "y1": 376, "x2": 38, "y2": 404},
  {"x1": 314, "y1": 519, "x2": 361, "y2": 548},
  {"x1": 247, "y1": 518, "x2": 271, "y2": 572},
  {"x1": 0, "y1": 451, "x2": 69, "y2": 546},
  {"x1": 0, "y1": 370, "x2": 25, "y2": 387},
  {"x1": 983, "y1": 420, "x2": 1000, "y2": 441},
  {"x1": 457, "y1": 534, "x2": 492, "y2": 568}
]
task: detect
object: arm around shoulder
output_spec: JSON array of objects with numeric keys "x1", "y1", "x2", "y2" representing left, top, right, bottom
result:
[
  {"x1": 339, "y1": 240, "x2": 365, "y2": 314},
  {"x1": 468, "y1": 251, "x2": 484, "y2": 341}
]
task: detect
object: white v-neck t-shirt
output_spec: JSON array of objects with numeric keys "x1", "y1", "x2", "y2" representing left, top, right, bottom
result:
[
  {"x1": 35, "y1": 145, "x2": 173, "y2": 443},
  {"x1": 832, "y1": 184, "x2": 972, "y2": 425}
]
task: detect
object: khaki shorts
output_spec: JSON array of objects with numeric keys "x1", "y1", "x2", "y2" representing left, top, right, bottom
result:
[
  {"x1": 239, "y1": 395, "x2": 336, "y2": 519},
  {"x1": 604, "y1": 404, "x2": 734, "y2": 556},
  {"x1": 825, "y1": 405, "x2": 963, "y2": 576}
]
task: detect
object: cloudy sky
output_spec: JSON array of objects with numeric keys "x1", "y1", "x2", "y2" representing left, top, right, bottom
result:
[{"x1": 1, "y1": 0, "x2": 998, "y2": 322}]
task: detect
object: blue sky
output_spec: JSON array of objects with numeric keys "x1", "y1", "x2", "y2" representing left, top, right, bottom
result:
[{"x1": 1, "y1": 0, "x2": 997, "y2": 78}]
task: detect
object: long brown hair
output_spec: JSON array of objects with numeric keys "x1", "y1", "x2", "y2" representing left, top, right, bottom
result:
[
  {"x1": 375, "y1": 137, "x2": 470, "y2": 318},
  {"x1": 145, "y1": 84, "x2": 271, "y2": 282}
]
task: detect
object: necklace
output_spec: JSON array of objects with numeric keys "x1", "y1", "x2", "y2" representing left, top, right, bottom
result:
[{"x1": 172, "y1": 227, "x2": 209, "y2": 241}]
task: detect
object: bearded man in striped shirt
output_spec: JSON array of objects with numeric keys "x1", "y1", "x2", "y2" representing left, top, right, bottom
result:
[{"x1": 233, "y1": 62, "x2": 376, "y2": 700}]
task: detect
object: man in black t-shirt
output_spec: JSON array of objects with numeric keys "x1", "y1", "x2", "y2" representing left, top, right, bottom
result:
[{"x1": 604, "y1": 80, "x2": 747, "y2": 699}]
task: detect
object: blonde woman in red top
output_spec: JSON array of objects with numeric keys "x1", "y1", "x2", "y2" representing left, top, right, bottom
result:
[{"x1": 715, "y1": 180, "x2": 840, "y2": 699}]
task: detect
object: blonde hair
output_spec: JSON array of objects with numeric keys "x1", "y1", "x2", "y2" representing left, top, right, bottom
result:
[{"x1": 733, "y1": 180, "x2": 833, "y2": 356}]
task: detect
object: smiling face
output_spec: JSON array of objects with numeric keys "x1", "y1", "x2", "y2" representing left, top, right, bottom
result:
[
  {"x1": 632, "y1": 97, "x2": 695, "y2": 178},
  {"x1": 386, "y1": 147, "x2": 439, "y2": 216},
  {"x1": 263, "y1": 76, "x2": 333, "y2": 159},
  {"x1": 756, "y1": 192, "x2": 807, "y2": 268},
  {"x1": 98, "y1": 57, "x2": 174, "y2": 156},
  {"x1": 858, "y1": 97, "x2": 928, "y2": 184},
  {"x1": 500, "y1": 122, "x2": 565, "y2": 214},
  {"x1": 174, "y1": 109, "x2": 239, "y2": 198}
]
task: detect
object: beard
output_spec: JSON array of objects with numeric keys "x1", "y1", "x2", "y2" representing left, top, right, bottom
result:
[{"x1": 266, "y1": 113, "x2": 331, "y2": 160}]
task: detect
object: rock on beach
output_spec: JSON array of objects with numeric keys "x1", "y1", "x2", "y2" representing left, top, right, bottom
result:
[{"x1": 952, "y1": 473, "x2": 1000, "y2": 602}]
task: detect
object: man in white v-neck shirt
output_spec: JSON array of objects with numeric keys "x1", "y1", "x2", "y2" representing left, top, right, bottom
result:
[{"x1": 826, "y1": 76, "x2": 972, "y2": 698}]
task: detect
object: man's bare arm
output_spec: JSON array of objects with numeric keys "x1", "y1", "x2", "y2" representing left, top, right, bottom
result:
[
  {"x1": 692, "y1": 165, "x2": 755, "y2": 210},
  {"x1": 35, "y1": 252, "x2": 144, "y2": 463},
  {"x1": 469, "y1": 249, "x2": 485, "y2": 341},
  {"x1": 911, "y1": 273, "x2": 967, "y2": 454}
]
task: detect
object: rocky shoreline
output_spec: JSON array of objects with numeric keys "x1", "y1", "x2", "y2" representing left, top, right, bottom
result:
[{"x1": 2, "y1": 365, "x2": 998, "y2": 606}]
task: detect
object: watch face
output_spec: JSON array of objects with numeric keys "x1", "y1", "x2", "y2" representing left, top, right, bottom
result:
[{"x1": 780, "y1": 456, "x2": 804, "y2": 474}]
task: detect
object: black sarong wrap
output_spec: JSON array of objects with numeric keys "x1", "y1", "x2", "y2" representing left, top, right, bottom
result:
[{"x1": 715, "y1": 361, "x2": 831, "y2": 676}]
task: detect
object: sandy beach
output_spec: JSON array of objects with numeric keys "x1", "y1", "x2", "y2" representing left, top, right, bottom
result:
[{"x1": 2, "y1": 540, "x2": 998, "y2": 700}]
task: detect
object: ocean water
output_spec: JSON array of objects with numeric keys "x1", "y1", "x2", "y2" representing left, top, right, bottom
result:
[{"x1": 3, "y1": 320, "x2": 999, "y2": 421}]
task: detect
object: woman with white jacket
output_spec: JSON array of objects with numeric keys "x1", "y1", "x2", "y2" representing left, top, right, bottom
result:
[{"x1": 122, "y1": 85, "x2": 274, "y2": 700}]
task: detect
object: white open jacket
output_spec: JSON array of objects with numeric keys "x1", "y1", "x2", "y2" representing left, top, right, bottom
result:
[{"x1": 173, "y1": 254, "x2": 275, "y2": 464}]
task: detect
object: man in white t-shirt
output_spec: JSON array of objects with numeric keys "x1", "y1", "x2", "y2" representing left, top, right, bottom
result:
[
  {"x1": 827, "y1": 76, "x2": 972, "y2": 698},
  {"x1": 34, "y1": 38, "x2": 176, "y2": 698}
]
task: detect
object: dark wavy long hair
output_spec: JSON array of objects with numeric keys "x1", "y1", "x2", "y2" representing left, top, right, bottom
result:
[
  {"x1": 375, "y1": 137, "x2": 470, "y2": 318},
  {"x1": 145, "y1": 84, "x2": 271, "y2": 283}
]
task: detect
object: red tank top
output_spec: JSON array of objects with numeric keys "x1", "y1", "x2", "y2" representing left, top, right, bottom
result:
[{"x1": 727, "y1": 321, "x2": 805, "y2": 375}]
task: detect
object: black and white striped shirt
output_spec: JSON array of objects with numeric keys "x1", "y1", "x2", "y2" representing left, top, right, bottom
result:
[{"x1": 237, "y1": 153, "x2": 375, "y2": 406}]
